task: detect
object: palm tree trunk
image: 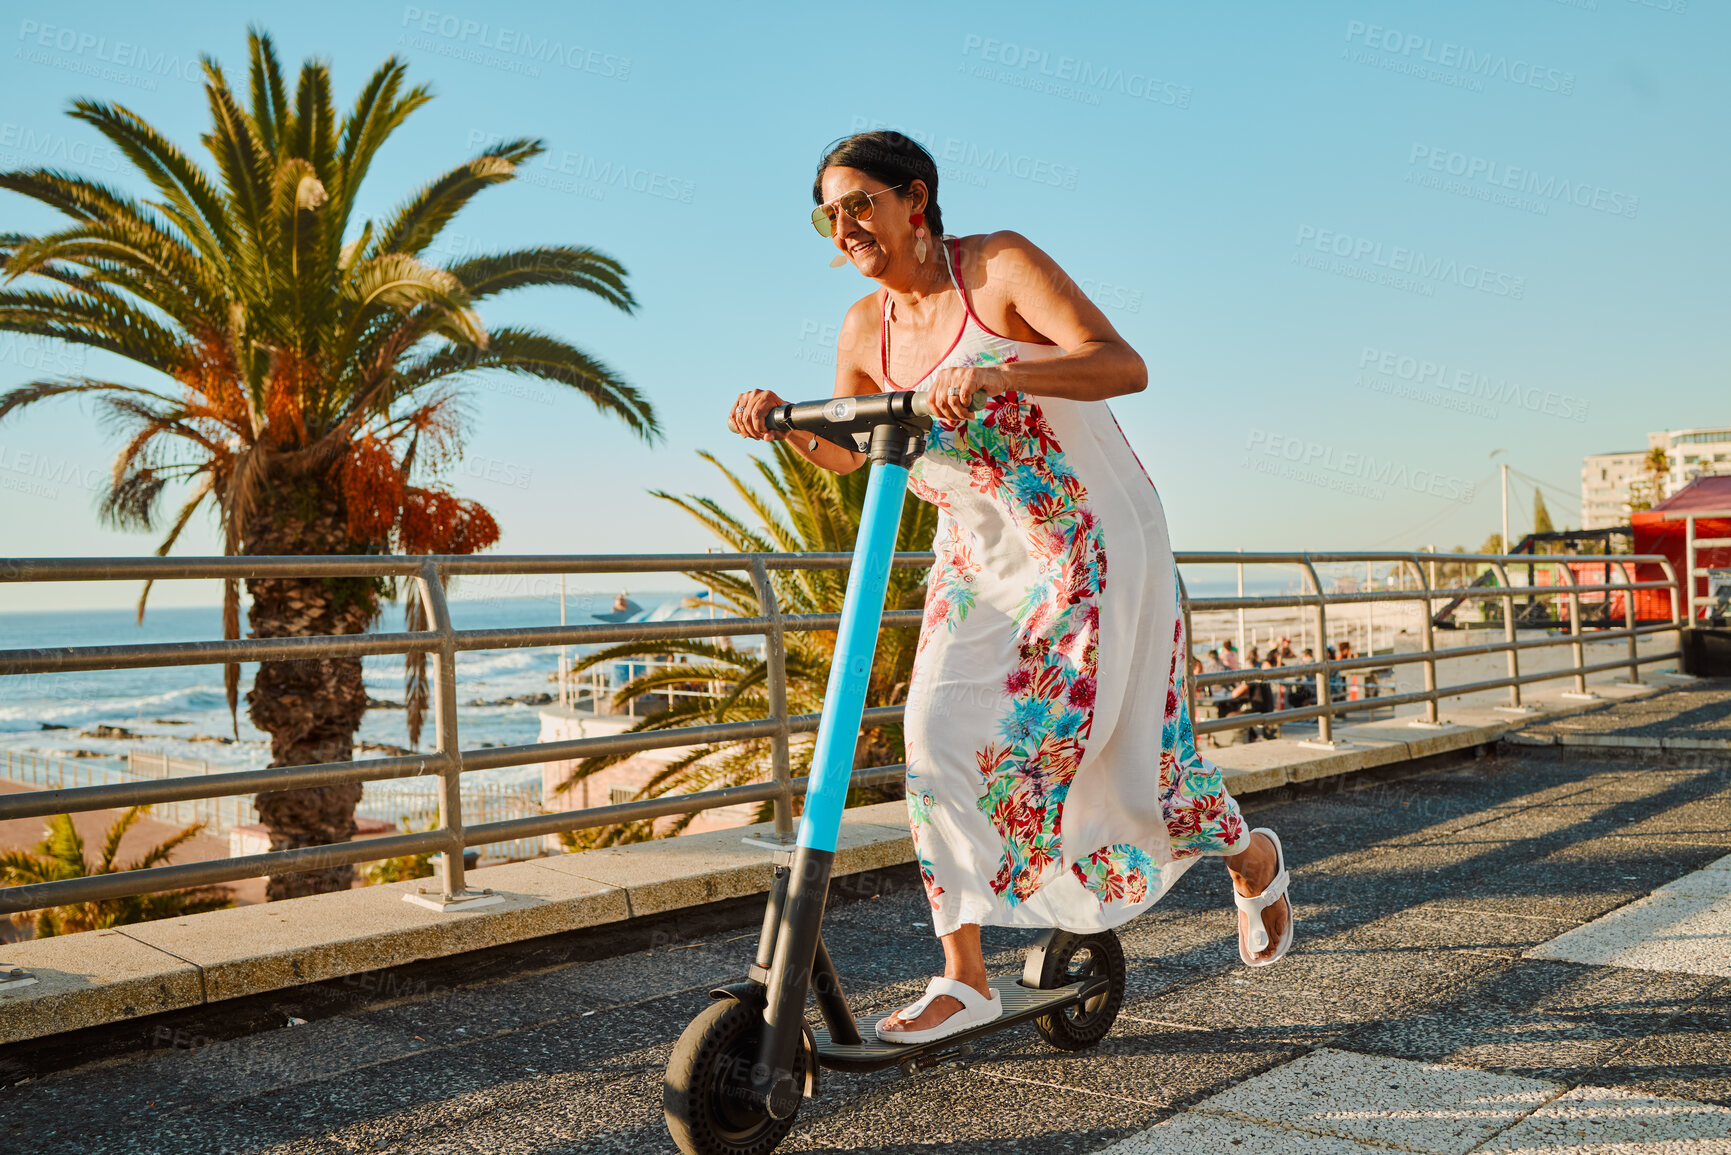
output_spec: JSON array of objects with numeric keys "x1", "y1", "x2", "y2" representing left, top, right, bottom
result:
[{"x1": 244, "y1": 483, "x2": 378, "y2": 900}]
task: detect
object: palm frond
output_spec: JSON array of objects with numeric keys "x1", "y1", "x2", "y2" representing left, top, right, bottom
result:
[
  {"x1": 447, "y1": 246, "x2": 635, "y2": 311},
  {"x1": 68, "y1": 99, "x2": 234, "y2": 268},
  {"x1": 393, "y1": 326, "x2": 657, "y2": 441},
  {"x1": 370, "y1": 139, "x2": 543, "y2": 257}
]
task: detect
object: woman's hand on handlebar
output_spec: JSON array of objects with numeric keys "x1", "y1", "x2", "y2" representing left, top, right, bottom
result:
[
  {"x1": 924, "y1": 366, "x2": 1008, "y2": 423},
  {"x1": 728, "y1": 389, "x2": 787, "y2": 441}
]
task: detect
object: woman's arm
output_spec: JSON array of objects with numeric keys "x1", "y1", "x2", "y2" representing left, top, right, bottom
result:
[{"x1": 925, "y1": 231, "x2": 1145, "y2": 423}]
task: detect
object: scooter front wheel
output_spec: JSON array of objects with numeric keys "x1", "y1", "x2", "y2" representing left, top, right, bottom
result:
[
  {"x1": 1030, "y1": 930, "x2": 1126, "y2": 1051},
  {"x1": 664, "y1": 999, "x2": 805, "y2": 1155}
]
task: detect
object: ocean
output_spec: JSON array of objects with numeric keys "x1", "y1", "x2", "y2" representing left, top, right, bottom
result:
[{"x1": 0, "y1": 590, "x2": 698, "y2": 789}]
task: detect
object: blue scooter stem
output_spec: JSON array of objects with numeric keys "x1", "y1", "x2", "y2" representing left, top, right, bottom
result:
[
  {"x1": 798, "y1": 461, "x2": 910, "y2": 851},
  {"x1": 752, "y1": 450, "x2": 911, "y2": 1117}
]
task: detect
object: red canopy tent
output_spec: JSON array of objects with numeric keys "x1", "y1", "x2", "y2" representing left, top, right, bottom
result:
[{"x1": 1632, "y1": 475, "x2": 1731, "y2": 621}]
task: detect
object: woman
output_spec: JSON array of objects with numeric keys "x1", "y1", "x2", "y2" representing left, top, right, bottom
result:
[{"x1": 729, "y1": 132, "x2": 1293, "y2": 1044}]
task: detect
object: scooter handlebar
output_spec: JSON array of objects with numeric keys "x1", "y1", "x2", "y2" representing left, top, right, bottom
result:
[{"x1": 766, "y1": 389, "x2": 984, "y2": 437}]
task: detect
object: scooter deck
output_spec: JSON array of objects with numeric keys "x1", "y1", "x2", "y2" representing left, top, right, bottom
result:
[{"x1": 811, "y1": 979, "x2": 1094, "y2": 1073}]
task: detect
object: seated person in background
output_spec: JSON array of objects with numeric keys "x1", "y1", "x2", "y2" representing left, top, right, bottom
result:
[
  {"x1": 1221, "y1": 640, "x2": 1242, "y2": 670},
  {"x1": 1246, "y1": 645, "x2": 1261, "y2": 667},
  {"x1": 1261, "y1": 656, "x2": 1285, "y2": 712},
  {"x1": 1277, "y1": 636, "x2": 1295, "y2": 662},
  {"x1": 1204, "y1": 647, "x2": 1226, "y2": 673}
]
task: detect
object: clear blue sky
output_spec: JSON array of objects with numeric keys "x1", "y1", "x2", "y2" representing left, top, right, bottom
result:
[{"x1": 2, "y1": 0, "x2": 1725, "y2": 609}]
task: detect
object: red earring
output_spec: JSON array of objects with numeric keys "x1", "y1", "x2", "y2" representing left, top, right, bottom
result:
[{"x1": 910, "y1": 212, "x2": 924, "y2": 227}]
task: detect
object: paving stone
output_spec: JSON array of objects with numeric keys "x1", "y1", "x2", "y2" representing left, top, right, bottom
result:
[
  {"x1": 1095, "y1": 1110, "x2": 1400, "y2": 1154},
  {"x1": 1196, "y1": 1048, "x2": 1559, "y2": 1154},
  {"x1": 1656, "y1": 855, "x2": 1731, "y2": 899},
  {"x1": 1527, "y1": 893, "x2": 1731, "y2": 978},
  {"x1": 1479, "y1": 1084, "x2": 1731, "y2": 1153},
  {"x1": 1591, "y1": 987, "x2": 1731, "y2": 1108}
]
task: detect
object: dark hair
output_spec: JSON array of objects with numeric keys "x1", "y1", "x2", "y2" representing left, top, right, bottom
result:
[{"x1": 813, "y1": 131, "x2": 943, "y2": 235}]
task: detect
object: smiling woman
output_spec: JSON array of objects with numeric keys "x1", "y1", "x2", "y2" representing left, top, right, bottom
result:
[{"x1": 730, "y1": 129, "x2": 1297, "y2": 1047}]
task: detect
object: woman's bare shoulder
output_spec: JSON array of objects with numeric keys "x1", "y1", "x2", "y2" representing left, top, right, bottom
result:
[
  {"x1": 833, "y1": 291, "x2": 884, "y2": 394},
  {"x1": 960, "y1": 229, "x2": 1052, "y2": 274}
]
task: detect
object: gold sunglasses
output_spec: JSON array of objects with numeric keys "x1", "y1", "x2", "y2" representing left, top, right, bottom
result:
[{"x1": 810, "y1": 185, "x2": 904, "y2": 237}]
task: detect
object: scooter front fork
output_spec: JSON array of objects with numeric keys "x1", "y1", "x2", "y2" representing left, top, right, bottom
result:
[{"x1": 751, "y1": 846, "x2": 833, "y2": 1118}]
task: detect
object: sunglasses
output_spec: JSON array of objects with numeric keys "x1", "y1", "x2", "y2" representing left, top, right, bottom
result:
[{"x1": 810, "y1": 185, "x2": 904, "y2": 237}]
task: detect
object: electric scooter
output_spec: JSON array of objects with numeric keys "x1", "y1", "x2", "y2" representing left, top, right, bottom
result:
[{"x1": 664, "y1": 390, "x2": 1128, "y2": 1155}]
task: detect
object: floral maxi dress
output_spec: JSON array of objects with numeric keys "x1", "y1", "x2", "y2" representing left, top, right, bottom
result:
[{"x1": 895, "y1": 239, "x2": 1250, "y2": 938}]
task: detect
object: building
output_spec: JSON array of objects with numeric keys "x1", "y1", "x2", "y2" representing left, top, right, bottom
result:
[
  {"x1": 1581, "y1": 450, "x2": 1649, "y2": 530},
  {"x1": 1581, "y1": 426, "x2": 1731, "y2": 529}
]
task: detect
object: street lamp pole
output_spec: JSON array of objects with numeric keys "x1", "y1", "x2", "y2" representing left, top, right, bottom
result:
[{"x1": 1501, "y1": 463, "x2": 1510, "y2": 554}]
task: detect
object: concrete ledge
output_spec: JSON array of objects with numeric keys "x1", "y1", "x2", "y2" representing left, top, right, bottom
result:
[
  {"x1": 1497, "y1": 732, "x2": 1731, "y2": 752},
  {"x1": 0, "y1": 803, "x2": 911, "y2": 1045},
  {"x1": 0, "y1": 683, "x2": 1665, "y2": 1047}
]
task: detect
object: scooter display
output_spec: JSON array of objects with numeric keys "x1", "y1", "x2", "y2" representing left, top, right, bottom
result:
[{"x1": 663, "y1": 390, "x2": 1127, "y2": 1155}]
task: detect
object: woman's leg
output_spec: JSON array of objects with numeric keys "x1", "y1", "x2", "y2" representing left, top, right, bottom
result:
[
  {"x1": 1223, "y1": 831, "x2": 1290, "y2": 963},
  {"x1": 879, "y1": 923, "x2": 993, "y2": 1033}
]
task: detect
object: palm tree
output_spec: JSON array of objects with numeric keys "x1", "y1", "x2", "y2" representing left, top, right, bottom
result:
[
  {"x1": 1627, "y1": 447, "x2": 1672, "y2": 515},
  {"x1": 0, "y1": 29, "x2": 658, "y2": 898},
  {"x1": 0, "y1": 809, "x2": 234, "y2": 937},
  {"x1": 558, "y1": 443, "x2": 936, "y2": 846}
]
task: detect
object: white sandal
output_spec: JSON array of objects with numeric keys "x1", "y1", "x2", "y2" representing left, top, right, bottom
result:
[
  {"x1": 1234, "y1": 827, "x2": 1295, "y2": 968},
  {"x1": 874, "y1": 976, "x2": 1002, "y2": 1045}
]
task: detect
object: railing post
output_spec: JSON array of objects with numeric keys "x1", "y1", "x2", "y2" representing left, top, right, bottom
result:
[
  {"x1": 1299, "y1": 558, "x2": 1334, "y2": 746},
  {"x1": 1617, "y1": 559, "x2": 1641, "y2": 686},
  {"x1": 1235, "y1": 553, "x2": 1246, "y2": 659},
  {"x1": 407, "y1": 560, "x2": 501, "y2": 912},
  {"x1": 1178, "y1": 568, "x2": 1197, "y2": 733},
  {"x1": 1488, "y1": 559, "x2": 1531, "y2": 711},
  {"x1": 1403, "y1": 556, "x2": 1441, "y2": 725},
  {"x1": 749, "y1": 559, "x2": 794, "y2": 841},
  {"x1": 1556, "y1": 561, "x2": 1594, "y2": 698},
  {"x1": 1685, "y1": 515, "x2": 1698, "y2": 623}
]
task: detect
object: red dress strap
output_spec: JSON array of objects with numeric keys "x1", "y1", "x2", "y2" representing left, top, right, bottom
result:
[
  {"x1": 945, "y1": 236, "x2": 1056, "y2": 346},
  {"x1": 878, "y1": 289, "x2": 894, "y2": 389},
  {"x1": 947, "y1": 236, "x2": 1001, "y2": 339}
]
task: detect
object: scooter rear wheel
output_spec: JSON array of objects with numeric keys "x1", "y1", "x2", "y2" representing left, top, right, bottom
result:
[
  {"x1": 665, "y1": 999, "x2": 804, "y2": 1155},
  {"x1": 1030, "y1": 930, "x2": 1126, "y2": 1051}
]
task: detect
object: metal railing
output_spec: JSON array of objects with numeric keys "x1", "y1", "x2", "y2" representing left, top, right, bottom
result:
[
  {"x1": 0, "y1": 549, "x2": 1685, "y2": 917},
  {"x1": 1178, "y1": 551, "x2": 1683, "y2": 744},
  {"x1": 1669, "y1": 506, "x2": 1731, "y2": 622}
]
